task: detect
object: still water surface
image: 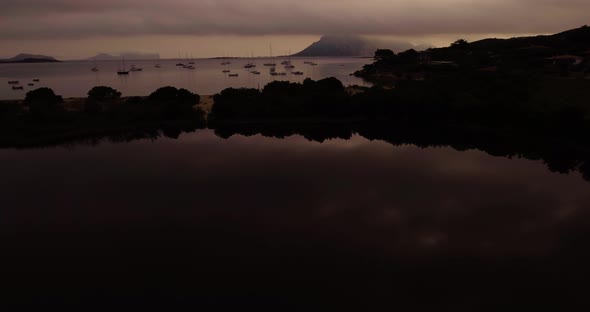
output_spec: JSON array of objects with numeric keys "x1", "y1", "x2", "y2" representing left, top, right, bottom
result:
[
  {"x1": 1, "y1": 130, "x2": 589, "y2": 309},
  {"x1": 0, "y1": 57, "x2": 368, "y2": 100}
]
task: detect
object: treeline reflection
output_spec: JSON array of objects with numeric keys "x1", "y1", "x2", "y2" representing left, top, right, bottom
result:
[
  {"x1": 213, "y1": 122, "x2": 590, "y2": 181},
  {"x1": 2, "y1": 121, "x2": 588, "y2": 182}
]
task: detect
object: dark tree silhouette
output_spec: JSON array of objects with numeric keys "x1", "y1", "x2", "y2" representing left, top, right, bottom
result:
[
  {"x1": 374, "y1": 49, "x2": 396, "y2": 63},
  {"x1": 451, "y1": 39, "x2": 470, "y2": 49},
  {"x1": 86, "y1": 86, "x2": 122, "y2": 113},
  {"x1": 24, "y1": 87, "x2": 64, "y2": 118},
  {"x1": 149, "y1": 87, "x2": 201, "y2": 117},
  {"x1": 88, "y1": 86, "x2": 122, "y2": 101}
]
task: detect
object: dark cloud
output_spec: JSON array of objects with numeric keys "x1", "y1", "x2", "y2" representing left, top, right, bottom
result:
[{"x1": 0, "y1": 0, "x2": 588, "y2": 40}]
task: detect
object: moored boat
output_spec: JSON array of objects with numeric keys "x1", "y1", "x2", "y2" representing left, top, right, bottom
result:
[{"x1": 117, "y1": 57, "x2": 130, "y2": 75}]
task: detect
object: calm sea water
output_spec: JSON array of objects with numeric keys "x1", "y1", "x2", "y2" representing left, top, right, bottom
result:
[
  {"x1": 1, "y1": 130, "x2": 589, "y2": 309},
  {"x1": 0, "y1": 57, "x2": 369, "y2": 100}
]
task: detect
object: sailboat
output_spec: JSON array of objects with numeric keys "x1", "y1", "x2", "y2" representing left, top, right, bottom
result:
[
  {"x1": 182, "y1": 53, "x2": 195, "y2": 69},
  {"x1": 91, "y1": 58, "x2": 99, "y2": 72},
  {"x1": 244, "y1": 51, "x2": 256, "y2": 69},
  {"x1": 176, "y1": 52, "x2": 184, "y2": 66},
  {"x1": 188, "y1": 53, "x2": 195, "y2": 65},
  {"x1": 264, "y1": 44, "x2": 276, "y2": 66},
  {"x1": 221, "y1": 54, "x2": 231, "y2": 65},
  {"x1": 222, "y1": 61, "x2": 230, "y2": 73},
  {"x1": 283, "y1": 50, "x2": 295, "y2": 69},
  {"x1": 270, "y1": 66, "x2": 279, "y2": 76},
  {"x1": 117, "y1": 57, "x2": 130, "y2": 75}
]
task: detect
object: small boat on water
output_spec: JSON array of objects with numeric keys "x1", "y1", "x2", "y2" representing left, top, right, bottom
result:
[
  {"x1": 278, "y1": 72, "x2": 287, "y2": 76},
  {"x1": 12, "y1": 86, "x2": 24, "y2": 90},
  {"x1": 130, "y1": 65, "x2": 143, "y2": 72},
  {"x1": 91, "y1": 58, "x2": 99, "y2": 72},
  {"x1": 33, "y1": 79, "x2": 40, "y2": 82},
  {"x1": 28, "y1": 83, "x2": 34, "y2": 86},
  {"x1": 8, "y1": 80, "x2": 19, "y2": 84},
  {"x1": 117, "y1": 57, "x2": 130, "y2": 75},
  {"x1": 221, "y1": 61, "x2": 231, "y2": 65},
  {"x1": 264, "y1": 44, "x2": 277, "y2": 66},
  {"x1": 283, "y1": 59, "x2": 295, "y2": 69},
  {"x1": 303, "y1": 61, "x2": 313, "y2": 64},
  {"x1": 228, "y1": 73, "x2": 239, "y2": 77},
  {"x1": 155, "y1": 64, "x2": 161, "y2": 68},
  {"x1": 292, "y1": 71, "x2": 304, "y2": 75},
  {"x1": 222, "y1": 69, "x2": 231, "y2": 73},
  {"x1": 251, "y1": 70, "x2": 261, "y2": 75}
]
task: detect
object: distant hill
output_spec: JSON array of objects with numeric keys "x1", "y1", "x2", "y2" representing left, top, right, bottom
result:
[
  {"x1": 293, "y1": 35, "x2": 427, "y2": 57},
  {"x1": 469, "y1": 25, "x2": 590, "y2": 53},
  {"x1": 0, "y1": 53, "x2": 58, "y2": 63},
  {"x1": 86, "y1": 52, "x2": 160, "y2": 61},
  {"x1": 428, "y1": 25, "x2": 590, "y2": 61},
  {"x1": 293, "y1": 35, "x2": 377, "y2": 57}
]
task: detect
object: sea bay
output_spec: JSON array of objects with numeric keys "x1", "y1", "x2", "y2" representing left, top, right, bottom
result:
[{"x1": 0, "y1": 57, "x2": 369, "y2": 100}]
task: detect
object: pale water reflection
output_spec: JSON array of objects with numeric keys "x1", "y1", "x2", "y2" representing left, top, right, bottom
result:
[{"x1": 1, "y1": 130, "x2": 589, "y2": 309}]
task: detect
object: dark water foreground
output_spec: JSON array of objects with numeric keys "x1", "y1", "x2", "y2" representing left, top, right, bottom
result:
[{"x1": 1, "y1": 129, "x2": 590, "y2": 310}]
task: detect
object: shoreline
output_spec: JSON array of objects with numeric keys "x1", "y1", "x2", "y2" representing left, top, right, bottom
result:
[{"x1": 0, "y1": 94, "x2": 216, "y2": 113}]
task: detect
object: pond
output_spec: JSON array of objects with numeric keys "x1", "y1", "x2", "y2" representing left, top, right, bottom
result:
[{"x1": 1, "y1": 129, "x2": 589, "y2": 309}]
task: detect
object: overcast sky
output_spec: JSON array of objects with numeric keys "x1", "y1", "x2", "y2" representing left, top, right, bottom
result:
[{"x1": 1, "y1": 0, "x2": 588, "y2": 59}]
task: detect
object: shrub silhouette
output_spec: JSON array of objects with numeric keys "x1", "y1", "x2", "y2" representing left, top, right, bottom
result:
[
  {"x1": 211, "y1": 88, "x2": 261, "y2": 119},
  {"x1": 148, "y1": 87, "x2": 200, "y2": 117},
  {"x1": 88, "y1": 86, "x2": 122, "y2": 101},
  {"x1": 24, "y1": 88, "x2": 64, "y2": 118},
  {"x1": 0, "y1": 101, "x2": 21, "y2": 121},
  {"x1": 86, "y1": 86, "x2": 122, "y2": 113}
]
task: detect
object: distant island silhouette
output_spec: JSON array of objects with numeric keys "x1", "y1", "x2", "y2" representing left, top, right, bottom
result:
[
  {"x1": 0, "y1": 53, "x2": 59, "y2": 64},
  {"x1": 293, "y1": 35, "x2": 422, "y2": 57},
  {"x1": 84, "y1": 52, "x2": 161, "y2": 61}
]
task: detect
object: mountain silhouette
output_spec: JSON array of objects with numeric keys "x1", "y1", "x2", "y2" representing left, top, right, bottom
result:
[
  {"x1": 86, "y1": 52, "x2": 161, "y2": 61},
  {"x1": 0, "y1": 53, "x2": 58, "y2": 63}
]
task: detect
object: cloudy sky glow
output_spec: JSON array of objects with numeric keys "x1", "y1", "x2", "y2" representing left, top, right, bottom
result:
[{"x1": 1, "y1": 0, "x2": 588, "y2": 59}]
